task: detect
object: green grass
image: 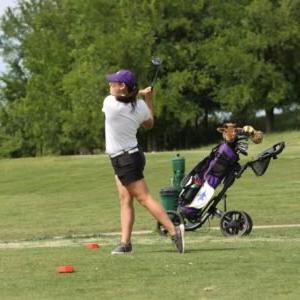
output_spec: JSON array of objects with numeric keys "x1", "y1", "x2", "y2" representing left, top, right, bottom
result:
[
  {"x1": 0, "y1": 229, "x2": 299, "y2": 300},
  {"x1": 0, "y1": 131, "x2": 299, "y2": 241},
  {"x1": 0, "y1": 130, "x2": 299, "y2": 299}
]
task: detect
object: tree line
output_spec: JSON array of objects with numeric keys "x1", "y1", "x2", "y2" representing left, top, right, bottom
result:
[{"x1": 0, "y1": 0, "x2": 299, "y2": 157}]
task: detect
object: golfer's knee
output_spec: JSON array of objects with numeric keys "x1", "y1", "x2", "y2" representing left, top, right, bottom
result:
[
  {"x1": 119, "y1": 194, "x2": 132, "y2": 206},
  {"x1": 136, "y1": 193, "x2": 151, "y2": 206}
]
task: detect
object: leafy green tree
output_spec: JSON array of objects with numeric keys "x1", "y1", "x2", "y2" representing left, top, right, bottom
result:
[
  {"x1": 1, "y1": 0, "x2": 299, "y2": 157},
  {"x1": 204, "y1": 0, "x2": 300, "y2": 131},
  {"x1": 1, "y1": 0, "x2": 71, "y2": 155},
  {"x1": 138, "y1": 0, "x2": 222, "y2": 147}
]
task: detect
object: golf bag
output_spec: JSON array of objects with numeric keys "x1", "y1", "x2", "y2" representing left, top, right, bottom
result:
[{"x1": 179, "y1": 140, "x2": 243, "y2": 211}]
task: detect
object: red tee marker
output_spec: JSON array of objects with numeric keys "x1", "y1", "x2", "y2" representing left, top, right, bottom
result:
[
  {"x1": 85, "y1": 243, "x2": 100, "y2": 249},
  {"x1": 57, "y1": 265, "x2": 74, "y2": 273}
]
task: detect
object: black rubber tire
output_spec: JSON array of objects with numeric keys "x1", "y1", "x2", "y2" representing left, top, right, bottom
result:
[
  {"x1": 157, "y1": 210, "x2": 183, "y2": 236},
  {"x1": 241, "y1": 211, "x2": 253, "y2": 235},
  {"x1": 220, "y1": 210, "x2": 249, "y2": 237}
]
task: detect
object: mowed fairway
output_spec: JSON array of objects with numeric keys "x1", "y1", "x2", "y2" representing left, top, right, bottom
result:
[{"x1": 0, "y1": 131, "x2": 299, "y2": 299}]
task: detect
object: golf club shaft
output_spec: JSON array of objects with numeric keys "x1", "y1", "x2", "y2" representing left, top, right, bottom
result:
[
  {"x1": 151, "y1": 68, "x2": 160, "y2": 88},
  {"x1": 150, "y1": 57, "x2": 162, "y2": 88}
]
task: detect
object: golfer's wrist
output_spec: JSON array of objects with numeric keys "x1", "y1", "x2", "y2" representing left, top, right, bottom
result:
[{"x1": 144, "y1": 94, "x2": 152, "y2": 102}]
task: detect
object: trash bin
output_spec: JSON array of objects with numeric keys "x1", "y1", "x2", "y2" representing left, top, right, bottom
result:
[{"x1": 159, "y1": 186, "x2": 179, "y2": 211}]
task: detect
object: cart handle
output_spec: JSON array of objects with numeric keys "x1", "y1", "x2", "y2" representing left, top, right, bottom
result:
[
  {"x1": 236, "y1": 141, "x2": 285, "y2": 178},
  {"x1": 257, "y1": 141, "x2": 285, "y2": 160}
]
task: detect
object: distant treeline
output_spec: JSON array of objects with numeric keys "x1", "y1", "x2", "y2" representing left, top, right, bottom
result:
[{"x1": 0, "y1": 0, "x2": 299, "y2": 157}]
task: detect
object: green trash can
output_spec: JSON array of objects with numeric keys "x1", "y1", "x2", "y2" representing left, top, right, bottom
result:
[{"x1": 159, "y1": 186, "x2": 179, "y2": 211}]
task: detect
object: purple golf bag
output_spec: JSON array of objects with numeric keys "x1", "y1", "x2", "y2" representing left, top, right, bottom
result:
[{"x1": 179, "y1": 142, "x2": 239, "y2": 211}]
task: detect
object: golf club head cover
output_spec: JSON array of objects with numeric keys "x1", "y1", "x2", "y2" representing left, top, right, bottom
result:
[{"x1": 242, "y1": 125, "x2": 263, "y2": 144}]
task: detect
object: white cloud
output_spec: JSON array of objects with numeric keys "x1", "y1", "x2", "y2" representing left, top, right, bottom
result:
[{"x1": 0, "y1": 0, "x2": 18, "y2": 17}]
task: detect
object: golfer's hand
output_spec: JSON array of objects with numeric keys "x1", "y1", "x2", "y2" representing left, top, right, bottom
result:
[{"x1": 138, "y1": 87, "x2": 153, "y2": 98}]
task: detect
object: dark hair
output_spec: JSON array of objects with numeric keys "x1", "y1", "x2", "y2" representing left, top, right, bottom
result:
[{"x1": 116, "y1": 84, "x2": 138, "y2": 110}]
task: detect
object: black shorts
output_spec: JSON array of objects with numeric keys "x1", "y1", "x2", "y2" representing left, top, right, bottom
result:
[{"x1": 110, "y1": 149, "x2": 146, "y2": 186}]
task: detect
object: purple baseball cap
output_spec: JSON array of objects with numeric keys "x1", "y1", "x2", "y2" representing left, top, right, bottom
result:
[{"x1": 105, "y1": 69, "x2": 136, "y2": 89}]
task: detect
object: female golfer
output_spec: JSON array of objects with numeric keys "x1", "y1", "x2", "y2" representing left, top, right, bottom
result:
[{"x1": 102, "y1": 69, "x2": 184, "y2": 254}]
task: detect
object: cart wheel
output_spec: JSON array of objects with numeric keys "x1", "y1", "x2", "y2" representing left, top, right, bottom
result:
[
  {"x1": 184, "y1": 219, "x2": 202, "y2": 231},
  {"x1": 242, "y1": 211, "x2": 253, "y2": 235},
  {"x1": 157, "y1": 210, "x2": 183, "y2": 236},
  {"x1": 220, "y1": 210, "x2": 249, "y2": 236}
]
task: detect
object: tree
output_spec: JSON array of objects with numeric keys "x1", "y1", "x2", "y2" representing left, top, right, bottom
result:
[
  {"x1": 1, "y1": 0, "x2": 299, "y2": 157},
  {"x1": 204, "y1": 0, "x2": 300, "y2": 131}
]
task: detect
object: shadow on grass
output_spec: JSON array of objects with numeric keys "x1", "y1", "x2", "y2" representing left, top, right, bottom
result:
[
  {"x1": 184, "y1": 247, "x2": 241, "y2": 253},
  {"x1": 146, "y1": 247, "x2": 242, "y2": 254}
]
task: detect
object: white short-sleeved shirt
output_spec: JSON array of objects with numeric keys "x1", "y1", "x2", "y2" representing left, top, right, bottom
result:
[{"x1": 102, "y1": 95, "x2": 151, "y2": 155}]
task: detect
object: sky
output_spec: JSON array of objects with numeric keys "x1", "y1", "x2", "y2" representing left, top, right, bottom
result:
[{"x1": 0, "y1": 0, "x2": 18, "y2": 73}]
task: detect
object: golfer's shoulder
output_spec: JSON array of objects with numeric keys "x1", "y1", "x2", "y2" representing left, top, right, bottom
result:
[
  {"x1": 103, "y1": 95, "x2": 116, "y2": 107},
  {"x1": 104, "y1": 95, "x2": 115, "y2": 102}
]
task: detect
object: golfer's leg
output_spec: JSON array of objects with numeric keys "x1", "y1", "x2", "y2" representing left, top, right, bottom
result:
[
  {"x1": 115, "y1": 176, "x2": 134, "y2": 244},
  {"x1": 127, "y1": 179, "x2": 176, "y2": 236}
]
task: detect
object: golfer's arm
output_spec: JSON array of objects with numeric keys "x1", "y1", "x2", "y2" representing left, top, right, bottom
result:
[{"x1": 142, "y1": 94, "x2": 154, "y2": 129}]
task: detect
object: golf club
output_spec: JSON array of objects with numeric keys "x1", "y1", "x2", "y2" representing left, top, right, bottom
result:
[{"x1": 150, "y1": 57, "x2": 162, "y2": 88}]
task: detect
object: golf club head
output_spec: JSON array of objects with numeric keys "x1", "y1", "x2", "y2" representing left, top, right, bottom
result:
[
  {"x1": 151, "y1": 57, "x2": 162, "y2": 88},
  {"x1": 151, "y1": 57, "x2": 162, "y2": 66}
]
